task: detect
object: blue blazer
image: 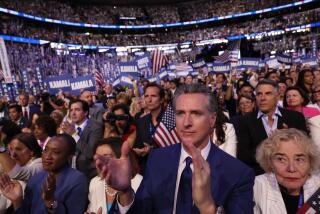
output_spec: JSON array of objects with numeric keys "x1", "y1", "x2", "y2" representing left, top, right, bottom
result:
[
  {"x1": 15, "y1": 166, "x2": 88, "y2": 214},
  {"x1": 117, "y1": 143, "x2": 254, "y2": 214},
  {"x1": 28, "y1": 104, "x2": 40, "y2": 120}
]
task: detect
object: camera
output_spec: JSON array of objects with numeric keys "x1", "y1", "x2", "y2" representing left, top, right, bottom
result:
[{"x1": 104, "y1": 112, "x2": 129, "y2": 124}]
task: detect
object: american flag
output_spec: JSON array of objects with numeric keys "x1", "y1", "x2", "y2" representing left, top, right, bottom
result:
[
  {"x1": 153, "y1": 104, "x2": 180, "y2": 147},
  {"x1": 214, "y1": 40, "x2": 240, "y2": 64},
  {"x1": 297, "y1": 188, "x2": 320, "y2": 214},
  {"x1": 152, "y1": 49, "x2": 168, "y2": 76},
  {"x1": 174, "y1": 62, "x2": 193, "y2": 72},
  {"x1": 94, "y1": 69, "x2": 105, "y2": 89}
]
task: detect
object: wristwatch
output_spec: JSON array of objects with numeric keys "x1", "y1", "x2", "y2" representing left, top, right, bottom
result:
[{"x1": 47, "y1": 200, "x2": 58, "y2": 210}]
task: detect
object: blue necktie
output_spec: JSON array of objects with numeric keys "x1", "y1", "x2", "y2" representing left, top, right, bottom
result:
[
  {"x1": 77, "y1": 127, "x2": 82, "y2": 136},
  {"x1": 176, "y1": 157, "x2": 193, "y2": 214}
]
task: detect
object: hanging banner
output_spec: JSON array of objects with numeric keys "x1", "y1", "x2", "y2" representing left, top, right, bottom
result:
[
  {"x1": 11, "y1": 74, "x2": 19, "y2": 98},
  {"x1": 21, "y1": 70, "x2": 30, "y2": 93},
  {"x1": 0, "y1": 38, "x2": 12, "y2": 83},
  {"x1": 1, "y1": 80, "x2": 9, "y2": 99},
  {"x1": 35, "y1": 67, "x2": 45, "y2": 91},
  {"x1": 312, "y1": 33, "x2": 317, "y2": 58}
]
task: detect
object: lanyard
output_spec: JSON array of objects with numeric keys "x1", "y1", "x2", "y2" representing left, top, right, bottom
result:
[{"x1": 298, "y1": 188, "x2": 304, "y2": 209}]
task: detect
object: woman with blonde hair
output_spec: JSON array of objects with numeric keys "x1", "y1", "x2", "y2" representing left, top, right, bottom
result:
[{"x1": 254, "y1": 128, "x2": 320, "y2": 214}]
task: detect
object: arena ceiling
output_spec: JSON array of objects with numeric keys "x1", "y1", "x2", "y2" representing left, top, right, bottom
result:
[{"x1": 71, "y1": 0, "x2": 199, "y2": 6}]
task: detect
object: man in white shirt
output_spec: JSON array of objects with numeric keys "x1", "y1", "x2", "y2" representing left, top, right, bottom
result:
[{"x1": 95, "y1": 83, "x2": 255, "y2": 214}]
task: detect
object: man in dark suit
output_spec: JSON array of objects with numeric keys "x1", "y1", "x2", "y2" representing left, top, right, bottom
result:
[
  {"x1": 61, "y1": 99, "x2": 103, "y2": 179},
  {"x1": 134, "y1": 82, "x2": 165, "y2": 150},
  {"x1": 96, "y1": 83, "x2": 255, "y2": 214},
  {"x1": 8, "y1": 104, "x2": 29, "y2": 129},
  {"x1": 237, "y1": 79, "x2": 308, "y2": 175},
  {"x1": 133, "y1": 83, "x2": 165, "y2": 174},
  {"x1": 18, "y1": 92, "x2": 40, "y2": 121},
  {"x1": 80, "y1": 90, "x2": 105, "y2": 124}
]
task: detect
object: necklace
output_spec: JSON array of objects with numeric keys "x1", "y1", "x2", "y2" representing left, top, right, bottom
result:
[{"x1": 104, "y1": 181, "x2": 117, "y2": 197}]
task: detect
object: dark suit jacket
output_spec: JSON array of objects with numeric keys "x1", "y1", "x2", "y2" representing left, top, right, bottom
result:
[
  {"x1": 89, "y1": 104, "x2": 105, "y2": 124},
  {"x1": 135, "y1": 113, "x2": 158, "y2": 149},
  {"x1": 76, "y1": 119, "x2": 103, "y2": 179},
  {"x1": 134, "y1": 112, "x2": 163, "y2": 174},
  {"x1": 28, "y1": 104, "x2": 40, "y2": 120},
  {"x1": 237, "y1": 108, "x2": 308, "y2": 175},
  {"x1": 114, "y1": 143, "x2": 254, "y2": 214},
  {"x1": 16, "y1": 116, "x2": 30, "y2": 129}
]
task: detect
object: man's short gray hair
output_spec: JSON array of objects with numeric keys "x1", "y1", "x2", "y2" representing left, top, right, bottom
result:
[{"x1": 173, "y1": 83, "x2": 217, "y2": 113}]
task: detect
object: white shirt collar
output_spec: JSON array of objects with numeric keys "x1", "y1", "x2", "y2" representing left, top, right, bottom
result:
[
  {"x1": 257, "y1": 106, "x2": 282, "y2": 119},
  {"x1": 75, "y1": 119, "x2": 88, "y2": 130},
  {"x1": 179, "y1": 140, "x2": 211, "y2": 165}
]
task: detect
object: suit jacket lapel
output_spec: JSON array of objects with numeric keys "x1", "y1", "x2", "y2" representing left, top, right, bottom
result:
[
  {"x1": 253, "y1": 111, "x2": 268, "y2": 140},
  {"x1": 266, "y1": 174, "x2": 287, "y2": 214},
  {"x1": 165, "y1": 144, "x2": 182, "y2": 212},
  {"x1": 277, "y1": 108, "x2": 285, "y2": 129},
  {"x1": 303, "y1": 174, "x2": 320, "y2": 202},
  {"x1": 206, "y1": 144, "x2": 222, "y2": 205},
  {"x1": 76, "y1": 119, "x2": 91, "y2": 150}
]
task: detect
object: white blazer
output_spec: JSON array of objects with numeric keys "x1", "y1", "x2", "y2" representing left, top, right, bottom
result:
[
  {"x1": 87, "y1": 174, "x2": 143, "y2": 214},
  {"x1": 307, "y1": 115, "x2": 320, "y2": 149},
  {"x1": 212, "y1": 123, "x2": 238, "y2": 157},
  {"x1": 254, "y1": 173, "x2": 320, "y2": 214}
]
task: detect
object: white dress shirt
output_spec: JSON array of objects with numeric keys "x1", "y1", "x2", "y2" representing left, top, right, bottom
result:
[
  {"x1": 173, "y1": 141, "x2": 211, "y2": 213},
  {"x1": 72, "y1": 119, "x2": 88, "y2": 143},
  {"x1": 22, "y1": 106, "x2": 30, "y2": 119},
  {"x1": 257, "y1": 107, "x2": 282, "y2": 137}
]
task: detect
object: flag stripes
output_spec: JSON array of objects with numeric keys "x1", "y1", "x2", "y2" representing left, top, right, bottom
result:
[
  {"x1": 152, "y1": 49, "x2": 168, "y2": 75},
  {"x1": 94, "y1": 69, "x2": 105, "y2": 89},
  {"x1": 153, "y1": 104, "x2": 180, "y2": 147}
]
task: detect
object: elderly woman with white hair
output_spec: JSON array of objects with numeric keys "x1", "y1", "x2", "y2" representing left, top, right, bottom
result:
[{"x1": 254, "y1": 128, "x2": 320, "y2": 214}]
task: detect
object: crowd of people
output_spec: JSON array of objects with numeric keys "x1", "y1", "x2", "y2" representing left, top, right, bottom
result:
[
  {"x1": 1, "y1": 0, "x2": 320, "y2": 213},
  {"x1": 1, "y1": 0, "x2": 293, "y2": 25},
  {"x1": 1, "y1": 7, "x2": 319, "y2": 48},
  {"x1": 0, "y1": 53, "x2": 319, "y2": 212}
]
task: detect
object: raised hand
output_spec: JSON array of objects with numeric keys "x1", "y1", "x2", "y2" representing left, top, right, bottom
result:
[
  {"x1": 85, "y1": 207, "x2": 102, "y2": 214},
  {"x1": 94, "y1": 141, "x2": 132, "y2": 192},
  {"x1": 132, "y1": 143, "x2": 152, "y2": 157},
  {"x1": 61, "y1": 121, "x2": 76, "y2": 135},
  {"x1": 42, "y1": 173, "x2": 56, "y2": 208},
  {"x1": 0, "y1": 174, "x2": 23, "y2": 207},
  {"x1": 183, "y1": 141, "x2": 216, "y2": 214}
]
